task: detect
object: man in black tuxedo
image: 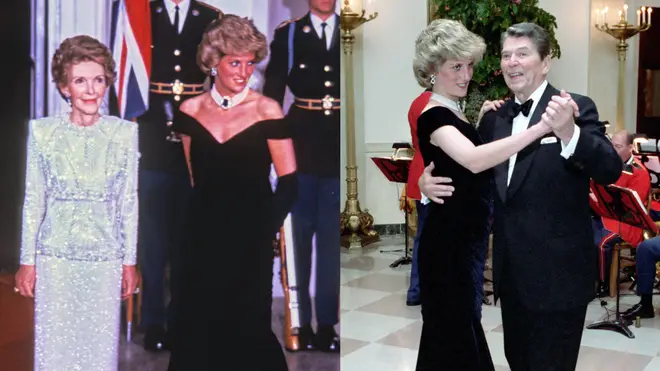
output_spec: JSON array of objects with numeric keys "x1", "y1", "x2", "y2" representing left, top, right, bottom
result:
[
  {"x1": 263, "y1": 0, "x2": 340, "y2": 353},
  {"x1": 419, "y1": 23, "x2": 622, "y2": 370}
]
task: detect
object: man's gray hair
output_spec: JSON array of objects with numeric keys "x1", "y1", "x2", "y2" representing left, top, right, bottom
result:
[{"x1": 501, "y1": 22, "x2": 552, "y2": 59}]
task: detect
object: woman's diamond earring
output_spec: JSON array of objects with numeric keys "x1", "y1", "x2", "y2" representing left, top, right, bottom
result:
[
  {"x1": 430, "y1": 75, "x2": 436, "y2": 85},
  {"x1": 211, "y1": 67, "x2": 217, "y2": 76}
]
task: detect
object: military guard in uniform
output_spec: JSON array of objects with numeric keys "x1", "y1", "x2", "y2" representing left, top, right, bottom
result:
[
  {"x1": 263, "y1": 0, "x2": 340, "y2": 353},
  {"x1": 137, "y1": 0, "x2": 221, "y2": 352}
]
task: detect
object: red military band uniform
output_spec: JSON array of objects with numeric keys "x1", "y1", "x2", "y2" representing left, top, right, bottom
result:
[
  {"x1": 592, "y1": 157, "x2": 651, "y2": 280},
  {"x1": 406, "y1": 90, "x2": 432, "y2": 200}
]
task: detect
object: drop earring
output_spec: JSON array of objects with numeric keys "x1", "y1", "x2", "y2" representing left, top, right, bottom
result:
[
  {"x1": 430, "y1": 75, "x2": 436, "y2": 85},
  {"x1": 65, "y1": 95, "x2": 72, "y2": 106},
  {"x1": 211, "y1": 67, "x2": 217, "y2": 76}
]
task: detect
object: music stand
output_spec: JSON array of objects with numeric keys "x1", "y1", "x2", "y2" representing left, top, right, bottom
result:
[
  {"x1": 371, "y1": 156, "x2": 413, "y2": 268},
  {"x1": 587, "y1": 183, "x2": 658, "y2": 339}
]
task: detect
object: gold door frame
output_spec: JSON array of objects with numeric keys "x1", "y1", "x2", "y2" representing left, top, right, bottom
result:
[{"x1": 427, "y1": 0, "x2": 438, "y2": 24}]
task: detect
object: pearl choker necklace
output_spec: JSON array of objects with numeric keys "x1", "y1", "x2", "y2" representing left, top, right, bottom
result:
[
  {"x1": 210, "y1": 85, "x2": 250, "y2": 110},
  {"x1": 431, "y1": 93, "x2": 463, "y2": 112}
]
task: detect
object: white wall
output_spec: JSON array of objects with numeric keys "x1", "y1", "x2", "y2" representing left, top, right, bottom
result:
[
  {"x1": 354, "y1": 0, "x2": 650, "y2": 225},
  {"x1": 346, "y1": 0, "x2": 428, "y2": 225},
  {"x1": 31, "y1": 0, "x2": 112, "y2": 118},
  {"x1": 622, "y1": 0, "x2": 660, "y2": 132},
  {"x1": 539, "y1": 0, "x2": 591, "y2": 96},
  {"x1": 589, "y1": 0, "x2": 624, "y2": 129}
]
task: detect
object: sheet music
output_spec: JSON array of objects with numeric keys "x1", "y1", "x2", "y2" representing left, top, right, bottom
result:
[
  {"x1": 591, "y1": 179, "x2": 658, "y2": 235},
  {"x1": 639, "y1": 155, "x2": 660, "y2": 187},
  {"x1": 371, "y1": 156, "x2": 412, "y2": 184},
  {"x1": 637, "y1": 138, "x2": 658, "y2": 153},
  {"x1": 608, "y1": 184, "x2": 648, "y2": 215}
]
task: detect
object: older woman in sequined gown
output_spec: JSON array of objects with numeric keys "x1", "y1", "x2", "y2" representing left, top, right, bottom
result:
[{"x1": 13, "y1": 35, "x2": 139, "y2": 371}]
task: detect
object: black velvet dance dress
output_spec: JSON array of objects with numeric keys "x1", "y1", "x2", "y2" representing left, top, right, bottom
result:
[
  {"x1": 415, "y1": 106, "x2": 495, "y2": 371},
  {"x1": 166, "y1": 111, "x2": 295, "y2": 371}
]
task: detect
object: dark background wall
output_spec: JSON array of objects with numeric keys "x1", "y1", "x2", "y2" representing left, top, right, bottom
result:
[
  {"x1": 0, "y1": 0, "x2": 32, "y2": 271},
  {"x1": 636, "y1": 7, "x2": 660, "y2": 138}
]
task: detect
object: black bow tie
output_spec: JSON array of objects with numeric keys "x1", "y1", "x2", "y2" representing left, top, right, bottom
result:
[{"x1": 509, "y1": 99, "x2": 533, "y2": 118}]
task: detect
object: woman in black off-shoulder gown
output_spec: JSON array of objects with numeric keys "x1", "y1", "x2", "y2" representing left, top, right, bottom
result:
[
  {"x1": 166, "y1": 111, "x2": 295, "y2": 371},
  {"x1": 412, "y1": 19, "x2": 555, "y2": 370},
  {"x1": 415, "y1": 105, "x2": 495, "y2": 371}
]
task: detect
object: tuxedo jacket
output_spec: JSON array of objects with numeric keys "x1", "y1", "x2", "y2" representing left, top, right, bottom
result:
[{"x1": 478, "y1": 83, "x2": 622, "y2": 311}]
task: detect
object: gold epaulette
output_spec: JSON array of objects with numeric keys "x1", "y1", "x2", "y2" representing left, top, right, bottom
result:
[
  {"x1": 276, "y1": 16, "x2": 302, "y2": 29},
  {"x1": 197, "y1": 1, "x2": 223, "y2": 17}
]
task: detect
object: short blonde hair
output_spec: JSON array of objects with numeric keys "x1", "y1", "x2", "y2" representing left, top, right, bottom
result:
[
  {"x1": 413, "y1": 19, "x2": 486, "y2": 88},
  {"x1": 51, "y1": 35, "x2": 116, "y2": 88},
  {"x1": 197, "y1": 14, "x2": 268, "y2": 75}
]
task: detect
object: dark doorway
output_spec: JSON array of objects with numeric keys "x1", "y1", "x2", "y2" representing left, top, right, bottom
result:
[
  {"x1": 0, "y1": 0, "x2": 32, "y2": 271},
  {"x1": 636, "y1": 10, "x2": 660, "y2": 138}
]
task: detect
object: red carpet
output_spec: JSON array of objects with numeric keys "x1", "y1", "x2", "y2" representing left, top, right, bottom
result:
[{"x1": 0, "y1": 273, "x2": 34, "y2": 371}]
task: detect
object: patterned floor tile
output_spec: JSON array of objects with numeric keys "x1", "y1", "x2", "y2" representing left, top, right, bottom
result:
[{"x1": 340, "y1": 239, "x2": 660, "y2": 371}]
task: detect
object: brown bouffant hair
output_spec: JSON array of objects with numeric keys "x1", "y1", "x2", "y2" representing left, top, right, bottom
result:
[
  {"x1": 197, "y1": 14, "x2": 268, "y2": 75},
  {"x1": 51, "y1": 35, "x2": 117, "y2": 88}
]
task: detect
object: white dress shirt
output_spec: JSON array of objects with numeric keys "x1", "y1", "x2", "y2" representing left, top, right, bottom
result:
[
  {"x1": 507, "y1": 80, "x2": 580, "y2": 185},
  {"x1": 421, "y1": 80, "x2": 581, "y2": 204},
  {"x1": 310, "y1": 13, "x2": 336, "y2": 50},
  {"x1": 163, "y1": 0, "x2": 191, "y2": 34},
  {"x1": 507, "y1": 80, "x2": 545, "y2": 185}
]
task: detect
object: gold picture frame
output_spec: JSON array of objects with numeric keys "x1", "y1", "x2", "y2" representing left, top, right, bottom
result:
[
  {"x1": 428, "y1": 0, "x2": 439, "y2": 24},
  {"x1": 644, "y1": 69, "x2": 660, "y2": 117}
]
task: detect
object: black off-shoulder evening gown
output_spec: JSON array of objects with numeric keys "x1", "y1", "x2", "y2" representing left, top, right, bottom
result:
[
  {"x1": 166, "y1": 112, "x2": 291, "y2": 371},
  {"x1": 415, "y1": 106, "x2": 495, "y2": 371}
]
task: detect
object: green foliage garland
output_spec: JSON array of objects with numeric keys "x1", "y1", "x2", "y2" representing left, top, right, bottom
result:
[{"x1": 429, "y1": 0, "x2": 561, "y2": 122}]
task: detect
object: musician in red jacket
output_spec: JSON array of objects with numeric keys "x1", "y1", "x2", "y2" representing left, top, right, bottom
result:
[
  {"x1": 405, "y1": 89, "x2": 432, "y2": 306},
  {"x1": 592, "y1": 130, "x2": 651, "y2": 296}
]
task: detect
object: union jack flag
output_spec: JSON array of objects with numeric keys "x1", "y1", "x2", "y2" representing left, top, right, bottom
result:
[{"x1": 110, "y1": 0, "x2": 151, "y2": 120}]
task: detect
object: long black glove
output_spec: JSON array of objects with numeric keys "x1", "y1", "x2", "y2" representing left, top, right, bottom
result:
[{"x1": 270, "y1": 173, "x2": 298, "y2": 236}]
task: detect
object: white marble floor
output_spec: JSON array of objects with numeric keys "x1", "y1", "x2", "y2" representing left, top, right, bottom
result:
[{"x1": 340, "y1": 235, "x2": 660, "y2": 371}]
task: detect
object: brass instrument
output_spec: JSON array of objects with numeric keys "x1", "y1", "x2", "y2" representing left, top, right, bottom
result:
[
  {"x1": 393, "y1": 143, "x2": 416, "y2": 237},
  {"x1": 642, "y1": 228, "x2": 657, "y2": 240},
  {"x1": 279, "y1": 214, "x2": 302, "y2": 351},
  {"x1": 642, "y1": 189, "x2": 660, "y2": 240},
  {"x1": 652, "y1": 188, "x2": 660, "y2": 203},
  {"x1": 391, "y1": 143, "x2": 414, "y2": 162}
]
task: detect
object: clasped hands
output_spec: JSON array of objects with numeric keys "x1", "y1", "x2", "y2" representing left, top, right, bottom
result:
[
  {"x1": 539, "y1": 90, "x2": 580, "y2": 141},
  {"x1": 421, "y1": 90, "x2": 581, "y2": 204},
  {"x1": 481, "y1": 90, "x2": 580, "y2": 140}
]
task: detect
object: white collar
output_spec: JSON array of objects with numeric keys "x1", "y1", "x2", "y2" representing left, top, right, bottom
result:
[
  {"x1": 513, "y1": 80, "x2": 547, "y2": 119},
  {"x1": 515, "y1": 80, "x2": 548, "y2": 104},
  {"x1": 211, "y1": 85, "x2": 250, "y2": 110},
  {"x1": 431, "y1": 92, "x2": 463, "y2": 113},
  {"x1": 310, "y1": 12, "x2": 336, "y2": 31},
  {"x1": 164, "y1": 0, "x2": 190, "y2": 17}
]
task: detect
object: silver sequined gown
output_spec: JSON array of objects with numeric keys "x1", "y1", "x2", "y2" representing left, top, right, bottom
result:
[{"x1": 19, "y1": 115, "x2": 139, "y2": 371}]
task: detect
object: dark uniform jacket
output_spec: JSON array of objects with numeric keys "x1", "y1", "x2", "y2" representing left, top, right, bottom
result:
[
  {"x1": 263, "y1": 12, "x2": 340, "y2": 178},
  {"x1": 139, "y1": 0, "x2": 220, "y2": 174}
]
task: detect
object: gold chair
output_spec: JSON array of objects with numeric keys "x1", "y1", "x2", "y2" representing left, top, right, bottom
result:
[{"x1": 608, "y1": 190, "x2": 658, "y2": 296}]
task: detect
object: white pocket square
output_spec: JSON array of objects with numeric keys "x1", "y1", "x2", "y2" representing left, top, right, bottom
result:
[{"x1": 540, "y1": 137, "x2": 557, "y2": 145}]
